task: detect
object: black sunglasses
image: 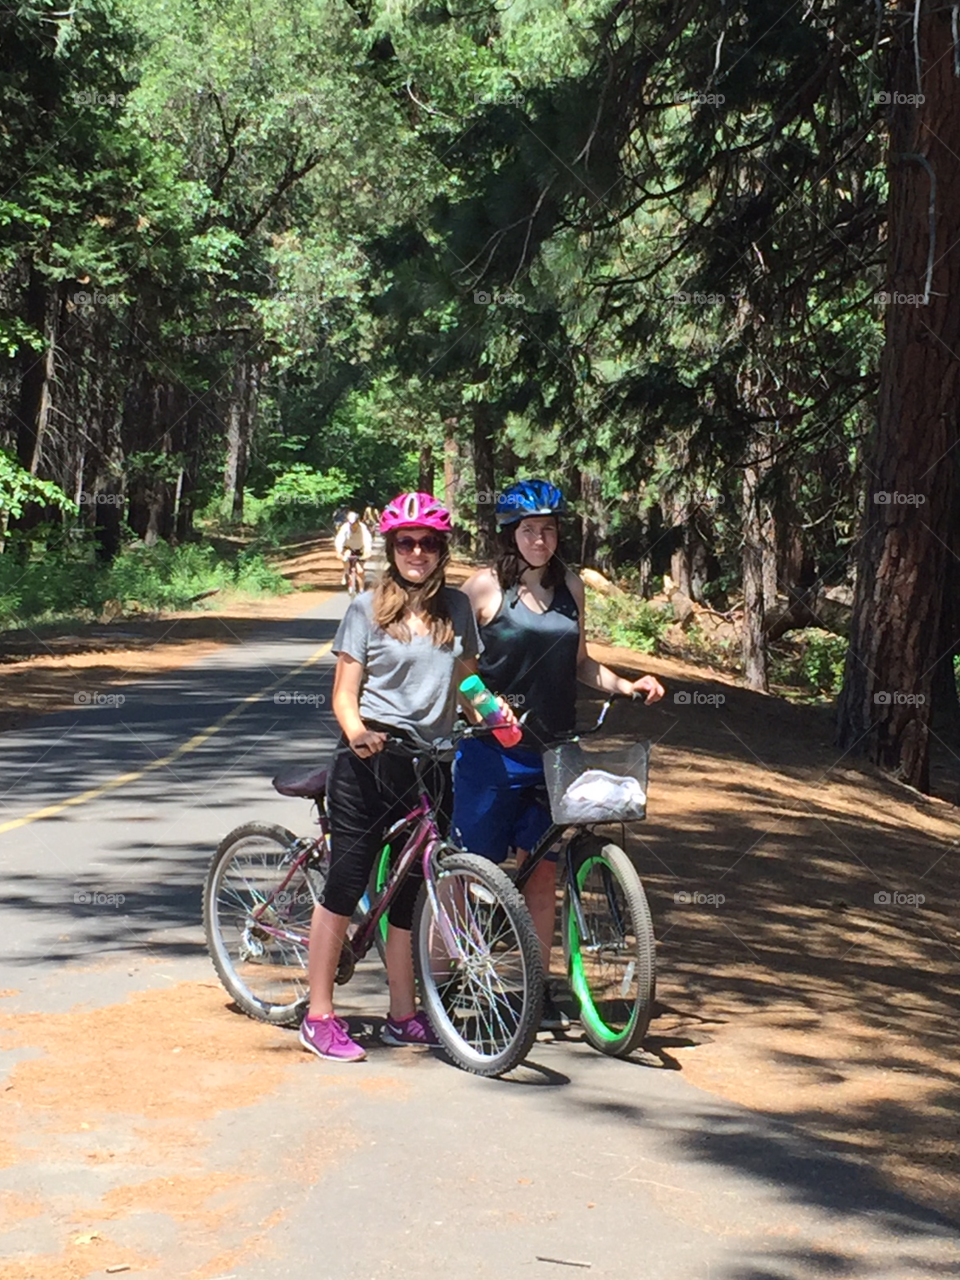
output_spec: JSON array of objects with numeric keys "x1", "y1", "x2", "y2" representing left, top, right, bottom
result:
[{"x1": 394, "y1": 534, "x2": 445, "y2": 555}]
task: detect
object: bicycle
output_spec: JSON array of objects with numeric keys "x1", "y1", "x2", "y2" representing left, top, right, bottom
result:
[
  {"x1": 344, "y1": 550, "x2": 364, "y2": 597},
  {"x1": 514, "y1": 695, "x2": 656, "y2": 1058},
  {"x1": 203, "y1": 730, "x2": 543, "y2": 1077}
]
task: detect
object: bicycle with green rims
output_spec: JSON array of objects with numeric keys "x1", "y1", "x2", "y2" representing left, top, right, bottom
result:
[{"x1": 515, "y1": 696, "x2": 656, "y2": 1058}]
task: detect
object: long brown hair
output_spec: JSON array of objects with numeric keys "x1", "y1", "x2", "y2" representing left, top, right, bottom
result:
[
  {"x1": 372, "y1": 532, "x2": 454, "y2": 646},
  {"x1": 494, "y1": 519, "x2": 567, "y2": 591}
]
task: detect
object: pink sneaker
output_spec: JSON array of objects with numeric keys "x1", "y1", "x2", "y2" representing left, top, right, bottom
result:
[
  {"x1": 299, "y1": 1013, "x2": 366, "y2": 1062},
  {"x1": 381, "y1": 1010, "x2": 440, "y2": 1047}
]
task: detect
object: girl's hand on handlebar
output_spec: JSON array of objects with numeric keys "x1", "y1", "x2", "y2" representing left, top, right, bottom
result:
[
  {"x1": 349, "y1": 728, "x2": 387, "y2": 757},
  {"x1": 625, "y1": 675, "x2": 665, "y2": 704}
]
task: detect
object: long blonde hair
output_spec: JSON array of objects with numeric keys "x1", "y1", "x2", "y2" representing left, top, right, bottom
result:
[{"x1": 372, "y1": 533, "x2": 454, "y2": 646}]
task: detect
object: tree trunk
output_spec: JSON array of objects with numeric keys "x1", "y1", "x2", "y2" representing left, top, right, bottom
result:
[
  {"x1": 442, "y1": 420, "x2": 458, "y2": 522},
  {"x1": 223, "y1": 354, "x2": 254, "y2": 522},
  {"x1": 741, "y1": 442, "x2": 768, "y2": 690},
  {"x1": 418, "y1": 443, "x2": 434, "y2": 494},
  {"x1": 471, "y1": 402, "x2": 498, "y2": 560},
  {"x1": 14, "y1": 266, "x2": 51, "y2": 476},
  {"x1": 9, "y1": 273, "x2": 60, "y2": 545},
  {"x1": 579, "y1": 472, "x2": 605, "y2": 567},
  {"x1": 837, "y1": 12, "x2": 960, "y2": 790}
]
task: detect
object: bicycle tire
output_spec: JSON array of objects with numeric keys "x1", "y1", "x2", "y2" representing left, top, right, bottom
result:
[
  {"x1": 372, "y1": 843, "x2": 391, "y2": 963},
  {"x1": 562, "y1": 835, "x2": 656, "y2": 1057},
  {"x1": 203, "y1": 821, "x2": 320, "y2": 1027},
  {"x1": 413, "y1": 852, "x2": 543, "y2": 1078}
]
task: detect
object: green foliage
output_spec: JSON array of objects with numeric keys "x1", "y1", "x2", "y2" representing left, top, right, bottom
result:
[
  {"x1": 769, "y1": 630, "x2": 848, "y2": 699},
  {"x1": 584, "y1": 588, "x2": 671, "y2": 655},
  {"x1": 0, "y1": 536, "x2": 289, "y2": 630},
  {"x1": 243, "y1": 464, "x2": 354, "y2": 534},
  {"x1": 0, "y1": 452, "x2": 71, "y2": 520}
]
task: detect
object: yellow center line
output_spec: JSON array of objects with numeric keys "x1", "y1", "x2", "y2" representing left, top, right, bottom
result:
[{"x1": 0, "y1": 641, "x2": 334, "y2": 836}]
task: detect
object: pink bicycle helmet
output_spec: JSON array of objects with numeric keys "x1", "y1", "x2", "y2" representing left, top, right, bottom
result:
[{"x1": 380, "y1": 491, "x2": 452, "y2": 534}]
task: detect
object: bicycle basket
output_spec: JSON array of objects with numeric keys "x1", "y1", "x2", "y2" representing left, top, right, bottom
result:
[{"x1": 543, "y1": 740, "x2": 650, "y2": 824}]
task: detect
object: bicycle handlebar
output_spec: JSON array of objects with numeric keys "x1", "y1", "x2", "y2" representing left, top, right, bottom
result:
[
  {"x1": 377, "y1": 692, "x2": 643, "y2": 760},
  {"x1": 540, "y1": 691, "x2": 644, "y2": 749},
  {"x1": 379, "y1": 717, "x2": 507, "y2": 762}
]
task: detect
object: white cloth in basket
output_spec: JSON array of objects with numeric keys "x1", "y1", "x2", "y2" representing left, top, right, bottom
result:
[{"x1": 558, "y1": 769, "x2": 646, "y2": 821}]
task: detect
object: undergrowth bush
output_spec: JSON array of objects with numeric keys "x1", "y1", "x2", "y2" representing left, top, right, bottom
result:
[
  {"x1": 769, "y1": 628, "x2": 848, "y2": 697},
  {"x1": 0, "y1": 536, "x2": 289, "y2": 630},
  {"x1": 585, "y1": 589, "x2": 671, "y2": 654}
]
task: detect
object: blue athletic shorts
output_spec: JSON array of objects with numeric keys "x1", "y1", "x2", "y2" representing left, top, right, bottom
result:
[{"x1": 452, "y1": 736, "x2": 558, "y2": 864}]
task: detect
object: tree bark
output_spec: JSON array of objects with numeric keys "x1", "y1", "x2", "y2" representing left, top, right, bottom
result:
[
  {"x1": 579, "y1": 472, "x2": 605, "y2": 567},
  {"x1": 14, "y1": 266, "x2": 51, "y2": 476},
  {"x1": 741, "y1": 441, "x2": 769, "y2": 690},
  {"x1": 471, "y1": 402, "x2": 498, "y2": 560},
  {"x1": 837, "y1": 11, "x2": 960, "y2": 790},
  {"x1": 223, "y1": 353, "x2": 254, "y2": 522},
  {"x1": 442, "y1": 421, "x2": 458, "y2": 522},
  {"x1": 418, "y1": 443, "x2": 434, "y2": 494}
]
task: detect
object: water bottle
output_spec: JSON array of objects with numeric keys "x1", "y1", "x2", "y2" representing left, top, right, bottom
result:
[{"x1": 459, "y1": 675, "x2": 523, "y2": 748}]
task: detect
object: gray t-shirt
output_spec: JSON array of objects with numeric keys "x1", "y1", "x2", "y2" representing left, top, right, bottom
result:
[{"x1": 333, "y1": 587, "x2": 481, "y2": 744}]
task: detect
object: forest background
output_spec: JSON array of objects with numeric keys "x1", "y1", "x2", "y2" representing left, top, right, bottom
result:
[{"x1": 2, "y1": 0, "x2": 958, "y2": 792}]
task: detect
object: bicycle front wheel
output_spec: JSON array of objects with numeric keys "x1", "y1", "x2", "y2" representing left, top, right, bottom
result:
[
  {"x1": 413, "y1": 853, "x2": 543, "y2": 1078},
  {"x1": 203, "y1": 822, "x2": 322, "y2": 1026},
  {"x1": 562, "y1": 836, "x2": 656, "y2": 1057}
]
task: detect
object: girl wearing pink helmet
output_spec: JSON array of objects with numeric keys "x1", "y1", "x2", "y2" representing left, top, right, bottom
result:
[{"x1": 300, "y1": 492, "x2": 480, "y2": 1063}]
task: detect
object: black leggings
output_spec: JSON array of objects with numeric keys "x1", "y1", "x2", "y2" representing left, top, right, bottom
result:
[{"x1": 323, "y1": 740, "x2": 451, "y2": 931}]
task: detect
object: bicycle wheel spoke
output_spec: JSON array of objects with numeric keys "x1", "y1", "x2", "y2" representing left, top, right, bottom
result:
[
  {"x1": 415, "y1": 858, "x2": 541, "y2": 1074},
  {"x1": 211, "y1": 832, "x2": 314, "y2": 1012},
  {"x1": 565, "y1": 842, "x2": 655, "y2": 1056}
]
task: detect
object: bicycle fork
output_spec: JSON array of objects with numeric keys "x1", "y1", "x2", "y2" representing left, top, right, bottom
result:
[{"x1": 564, "y1": 841, "x2": 627, "y2": 954}]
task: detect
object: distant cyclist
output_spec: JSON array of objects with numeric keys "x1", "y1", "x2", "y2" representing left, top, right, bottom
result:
[{"x1": 334, "y1": 511, "x2": 373, "y2": 592}]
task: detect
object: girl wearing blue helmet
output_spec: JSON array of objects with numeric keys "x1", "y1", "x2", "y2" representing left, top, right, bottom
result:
[{"x1": 452, "y1": 479, "x2": 665, "y2": 1029}]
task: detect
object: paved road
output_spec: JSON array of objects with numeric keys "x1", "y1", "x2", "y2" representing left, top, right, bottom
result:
[{"x1": 1, "y1": 594, "x2": 958, "y2": 1280}]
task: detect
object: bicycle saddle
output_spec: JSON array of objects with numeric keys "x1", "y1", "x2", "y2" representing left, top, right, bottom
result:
[{"x1": 271, "y1": 766, "x2": 328, "y2": 799}]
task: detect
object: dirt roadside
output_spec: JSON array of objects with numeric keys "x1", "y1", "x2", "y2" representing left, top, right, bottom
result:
[{"x1": 1, "y1": 538, "x2": 958, "y2": 1230}]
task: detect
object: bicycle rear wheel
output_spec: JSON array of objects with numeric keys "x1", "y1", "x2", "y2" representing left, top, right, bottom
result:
[
  {"x1": 413, "y1": 852, "x2": 543, "y2": 1077},
  {"x1": 562, "y1": 835, "x2": 656, "y2": 1057},
  {"x1": 203, "y1": 822, "x2": 322, "y2": 1026}
]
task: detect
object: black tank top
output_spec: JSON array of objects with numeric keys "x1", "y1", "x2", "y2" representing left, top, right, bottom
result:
[{"x1": 478, "y1": 580, "x2": 580, "y2": 750}]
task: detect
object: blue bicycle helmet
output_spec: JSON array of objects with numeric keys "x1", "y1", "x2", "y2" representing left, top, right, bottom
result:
[{"x1": 495, "y1": 479, "x2": 566, "y2": 527}]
